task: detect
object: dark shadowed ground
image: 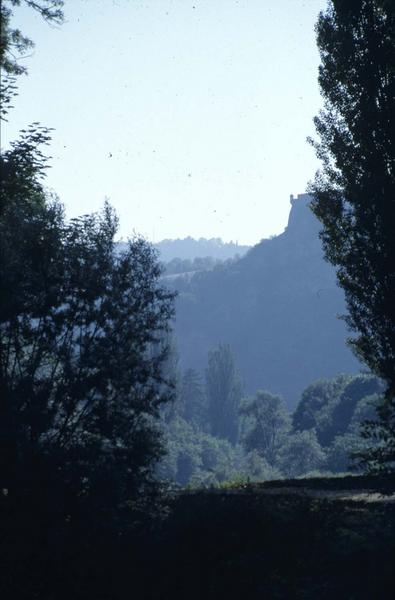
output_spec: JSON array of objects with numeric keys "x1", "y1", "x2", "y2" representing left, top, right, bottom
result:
[
  {"x1": 1, "y1": 475, "x2": 394, "y2": 599},
  {"x1": 144, "y1": 474, "x2": 395, "y2": 600}
]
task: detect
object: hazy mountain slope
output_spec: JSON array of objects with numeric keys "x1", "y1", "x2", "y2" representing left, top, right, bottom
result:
[
  {"x1": 155, "y1": 237, "x2": 251, "y2": 262},
  {"x1": 172, "y1": 194, "x2": 360, "y2": 408}
]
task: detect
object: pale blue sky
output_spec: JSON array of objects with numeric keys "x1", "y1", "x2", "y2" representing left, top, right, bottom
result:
[{"x1": 3, "y1": 0, "x2": 327, "y2": 245}]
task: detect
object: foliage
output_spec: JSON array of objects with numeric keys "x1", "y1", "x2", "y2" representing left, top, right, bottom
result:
[
  {"x1": 278, "y1": 430, "x2": 326, "y2": 478},
  {"x1": 292, "y1": 375, "x2": 349, "y2": 444},
  {"x1": 158, "y1": 417, "x2": 203, "y2": 486},
  {"x1": 155, "y1": 236, "x2": 250, "y2": 263},
  {"x1": 323, "y1": 393, "x2": 383, "y2": 473},
  {"x1": 159, "y1": 382, "x2": 285, "y2": 487},
  {"x1": 325, "y1": 433, "x2": 364, "y2": 473},
  {"x1": 0, "y1": 0, "x2": 64, "y2": 122},
  {"x1": 0, "y1": 129, "x2": 175, "y2": 528},
  {"x1": 309, "y1": 0, "x2": 395, "y2": 470},
  {"x1": 158, "y1": 416, "x2": 245, "y2": 487},
  {"x1": 349, "y1": 393, "x2": 381, "y2": 431},
  {"x1": 180, "y1": 368, "x2": 207, "y2": 428},
  {"x1": 240, "y1": 450, "x2": 282, "y2": 482},
  {"x1": 161, "y1": 372, "x2": 386, "y2": 485},
  {"x1": 0, "y1": 0, "x2": 64, "y2": 76},
  {"x1": 1, "y1": 122, "x2": 53, "y2": 199},
  {"x1": 293, "y1": 374, "x2": 382, "y2": 447},
  {"x1": 291, "y1": 375, "x2": 385, "y2": 474},
  {"x1": 0, "y1": 1, "x2": 64, "y2": 123},
  {"x1": 356, "y1": 409, "x2": 395, "y2": 473},
  {"x1": 330, "y1": 375, "x2": 383, "y2": 437},
  {"x1": 205, "y1": 344, "x2": 242, "y2": 443},
  {"x1": 240, "y1": 390, "x2": 290, "y2": 466},
  {"x1": 164, "y1": 256, "x2": 223, "y2": 276},
  {"x1": 158, "y1": 334, "x2": 182, "y2": 424},
  {"x1": 0, "y1": 73, "x2": 18, "y2": 121}
]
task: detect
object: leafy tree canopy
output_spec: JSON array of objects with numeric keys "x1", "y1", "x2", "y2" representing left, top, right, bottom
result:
[
  {"x1": 292, "y1": 375, "x2": 349, "y2": 439},
  {"x1": 293, "y1": 373, "x2": 382, "y2": 447},
  {"x1": 0, "y1": 128, "x2": 175, "y2": 529},
  {"x1": 240, "y1": 390, "x2": 291, "y2": 467},
  {"x1": 278, "y1": 430, "x2": 326, "y2": 478}
]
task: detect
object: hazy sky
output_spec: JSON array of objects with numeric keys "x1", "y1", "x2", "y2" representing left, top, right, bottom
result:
[{"x1": 3, "y1": 0, "x2": 327, "y2": 245}]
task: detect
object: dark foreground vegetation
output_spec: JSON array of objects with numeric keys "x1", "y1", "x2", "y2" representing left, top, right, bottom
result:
[
  {"x1": 158, "y1": 475, "x2": 395, "y2": 600},
  {"x1": 1, "y1": 474, "x2": 393, "y2": 599}
]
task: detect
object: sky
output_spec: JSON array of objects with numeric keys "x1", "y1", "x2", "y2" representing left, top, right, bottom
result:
[{"x1": 3, "y1": 0, "x2": 327, "y2": 245}]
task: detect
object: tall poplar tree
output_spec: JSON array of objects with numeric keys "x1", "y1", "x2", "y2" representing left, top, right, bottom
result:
[
  {"x1": 205, "y1": 344, "x2": 242, "y2": 444},
  {"x1": 309, "y1": 0, "x2": 395, "y2": 470}
]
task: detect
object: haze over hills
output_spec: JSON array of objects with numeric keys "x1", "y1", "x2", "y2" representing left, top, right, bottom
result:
[
  {"x1": 169, "y1": 194, "x2": 361, "y2": 408},
  {"x1": 117, "y1": 237, "x2": 251, "y2": 266},
  {"x1": 154, "y1": 237, "x2": 251, "y2": 263}
]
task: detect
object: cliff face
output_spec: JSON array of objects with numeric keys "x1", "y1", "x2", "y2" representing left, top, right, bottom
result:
[{"x1": 172, "y1": 195, "x2": 360, "y2": 408}]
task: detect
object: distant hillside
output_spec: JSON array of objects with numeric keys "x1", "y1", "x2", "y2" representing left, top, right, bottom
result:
[
  {"x1": 170, "y1": 194, "x2": 361, "y2": 408},
  {"x1": 154, "y1": 237, "x2": 251, "y2": 263}
]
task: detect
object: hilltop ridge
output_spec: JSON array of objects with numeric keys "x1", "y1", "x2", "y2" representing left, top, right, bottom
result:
[
  {"x1": 171, "y1": 194, "x2": 360, "y2": 407},
  {"x1": 154, "y1": 237, "x2": 251, "y2": 263}
]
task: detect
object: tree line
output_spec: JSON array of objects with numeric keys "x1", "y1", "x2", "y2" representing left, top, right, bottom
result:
[{"x1": 158, "y1": 342, "x2": 384, "y2": 486}]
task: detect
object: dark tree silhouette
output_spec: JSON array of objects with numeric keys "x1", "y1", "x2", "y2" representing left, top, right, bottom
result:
[
  {"x1": 309, "y1": 0, "x2": 395, "y2": 470},
  {"x1": 0, "y1": 129, "x2": 175, "y2": 529}
]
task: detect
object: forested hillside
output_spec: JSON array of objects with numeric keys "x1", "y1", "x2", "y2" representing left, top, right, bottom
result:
[
  {"x1": 172, "y1": 193, "x2": 360, "y2": 407},
  {"x1": 155, "y1": 237, "x2": 251, "y2": 262}
]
